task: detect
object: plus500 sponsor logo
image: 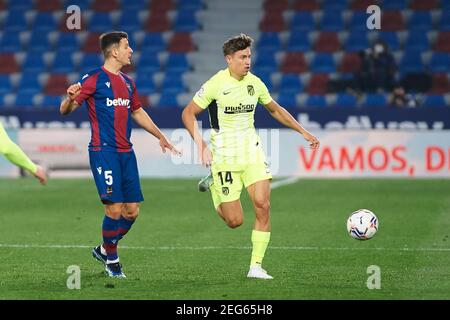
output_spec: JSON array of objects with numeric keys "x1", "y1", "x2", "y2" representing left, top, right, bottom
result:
[{"x1": 106, "y1": 98, "x2": 130, "y2": 107}]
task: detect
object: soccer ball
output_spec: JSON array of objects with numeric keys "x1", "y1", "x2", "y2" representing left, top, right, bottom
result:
[{"x1": 347, "y1": 209, "x2": 378, "y2": 240}]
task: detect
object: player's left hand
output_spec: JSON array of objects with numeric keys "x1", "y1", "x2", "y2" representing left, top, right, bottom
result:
[
  {"x1": 302, "y1": 132, "x2": 320, "y2": 150},
  {"x1": 159, "y1": 136, "x2": 182, "y2": 156}
]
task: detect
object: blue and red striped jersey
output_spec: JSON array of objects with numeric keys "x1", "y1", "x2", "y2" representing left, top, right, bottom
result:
[{"x1": 75, "y1": 66, "x2": 142, "y2": 152}]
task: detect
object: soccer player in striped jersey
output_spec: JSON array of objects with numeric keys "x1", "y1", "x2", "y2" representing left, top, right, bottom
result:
[
  {"x1": 60, "y1": 32, "x2": 179, "y2": 278},
  {"x1": 182, "y1": 34, "x2": 320, "y2": 279},
  {"x1": 0, "y1": 122, "x2": 47, "y2": 185}
]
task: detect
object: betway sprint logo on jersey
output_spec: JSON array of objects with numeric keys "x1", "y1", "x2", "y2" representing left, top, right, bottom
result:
[
  {"x1": 224, "y1": 103, "x2": 255, "y2": 114},
  {"x1": 106, "y1": 97, "x2": 130, "y2": 108}
]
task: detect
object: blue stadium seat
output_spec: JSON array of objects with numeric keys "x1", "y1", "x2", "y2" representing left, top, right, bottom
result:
[
  {"x1": 422, "y1": 95, "x2": 447, "y2": 107},
  {"x1": 140, "y1": 33, "x2": 166, "y2": 53},
  {"x1": 64, "y1": 0, "x2": 91, "y2": 10},
  {"x1": 364, "y1": 93, "x2": 387, "y2": 107},
  {"x1": 165, "y1": 54, "x2": 190, "y2": 73},
  {"x1": 439, "y1": 11, "x2": 450, "y2": 31},
  {"x1": 310, "y1": 53, "x2": 335, "y2": 73},
  {"x1": 160, "y1": 74, "x2": 185, "y2": 95},
  {"x1": 118, "y1": 11, "x2": 142, "y2": 34},
  {"x1": 55, "y1": 33, "x2": 80, "y2": 52},
  {"x1": 279, "y1": 75, "x2": 303, "y2": 95},
  {"x1": 137, "y1": 53, "x2": 161, "y2": 73},
  {"x1": 257, "y1": 33, "x2": 282, "y2": 52},
  {"x1": 89, "y1": 13, "x2": 115, "y2": 32},
  {"x1": 0, "y1": 34, "x2": 22, "y2": 52},
  {"x1": 348, "y1": 12, "x2": 369, "y2": 32},
  {"x1": 14, "y1": 93, "x2": 36, "y2": 107},
  {"x1": 3, "y1": 10, "x2": 28, "y2": 32},
  {"x1": 52, "y1": 52, "x2": 75, "y2": 73},
  {"x1": 305, "y1": 95, "x2": 327, "y2": 108},
  {"x1": 173, "y1": 10, "x2": 199, "y2": 32},
  {"x1": 41, "y1": 95, "x2": 63, "y2": 108},
  {"x1": 408, "y1": 11, "x2": 433, "y2": 32},
  {"x1": 320, "y1": 11, "x2": 344, "y2": 31},
  {"x1": 79, "y1": 54, "x2": 102, "y2": 72},
  {"x1": 429, "y1": 53, "x2": 450, "y2": 73},
  {"x1": 286, "y1": 33, "x2": 311, "y2": 52},
  {"x1": 376, "y1": 32, "x2": 400, "y2": 51},
  {"x1": 17, "y1": 72, "x2": 42, "y2": 95},
  {"x1": 135, "y1": 73, "x2": 156, "y2": 95},
  {"x1": 253, "y1": 51, "x2": 278, "y2": 73},
  {"x1": 322, "y1": 0, "x2": 348, "y2": 11},
  {"x1": 22, "y1": 54, "x2": 47, "y2": 72},
  {"x1": 0, "y1": 75, "x2": 13, "y2": 95},
  {"x1": 400, "y1": 52, "x2": 424, "y2": 74},
  {"x1": 290, "y1": 12, "x2": 315, "y2": 33},
  {"x1": 334, "y1": 93, "x2": 358, "y2": 107},
  {"x1": 157, "y1": 94, "x2": 180, "y2": 108},
  {"x1": 178, "y1": 0, "x2": 204, "y2": 10},
  {"x1": 121, "y1": 0, "x2": 147, "y2": 11},
  {"x1": 277, "y1": 94, "x2": 297, "y2": 108},
  {"x1": 404, "y1": 33, "x2": 429, "y2": 52},
  {"x1": 27, "y1": 32, "x2": 51, "y2": 52},
  {"x1": 345, "y1": 31, "x2": 369, "y2": 52},
  {"x1": 9, "y1": 0, "x2": 33, "y2": 10},
  {"x1": 256, "y1": 72, "x2": 274, "y2": 92},
  {"x1": 32, "y1": 13, "x2": 58, "y2": 32}
]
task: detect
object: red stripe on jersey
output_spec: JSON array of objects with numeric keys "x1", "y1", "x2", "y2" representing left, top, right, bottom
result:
[
  {"x1": 110, "y1": 73, "x2": 131, "y2": 152},
  {"x1": 87, "y1": 95, "x2": 101, "y2": 148}
]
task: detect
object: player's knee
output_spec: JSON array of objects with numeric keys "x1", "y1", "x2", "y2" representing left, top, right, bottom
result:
[
  {"x1": 254, "y1": 198, "x2": 270, "y2": 213},
  {"x1": 226, "y1": 217, "x2": 243, "y2": 229},
  {"x1": 105, "y1": 206, "x2": 122, "y2": 219},
  {"x1": 124, "y1": 207, "x2": 139, "y2": 221}
]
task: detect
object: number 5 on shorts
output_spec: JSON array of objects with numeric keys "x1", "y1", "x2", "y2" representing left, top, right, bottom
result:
[{"x1": 105, "y1": 170, "x2": 113, "y2": 185}]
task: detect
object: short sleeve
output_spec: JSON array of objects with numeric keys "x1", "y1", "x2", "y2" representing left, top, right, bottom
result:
[
  {"x1": 130, "y1": 80, "x2": 142, "y2": 111},
  {"x1": 257, "y1": 78, "x2": 273, "y2": 105},
  {"x1": 192, "y1": 78, "x2": 217, "y2": 109},
  {"x1": 75, "y1": 73, "x2": 98, "y2": 105}
]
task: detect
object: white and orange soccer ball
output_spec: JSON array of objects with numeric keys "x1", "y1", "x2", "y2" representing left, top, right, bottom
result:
[{"x1": 347, "y1": 209, "x2": 378, "y2": 240}]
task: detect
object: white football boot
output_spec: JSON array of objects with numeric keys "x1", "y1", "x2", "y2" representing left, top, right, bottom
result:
[{"x1": 247, "y1": 265, "x2": 273, "y2": 279}]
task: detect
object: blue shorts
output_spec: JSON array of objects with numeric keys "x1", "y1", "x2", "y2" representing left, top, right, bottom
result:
[{"x1": 89, "y1": 150, "x2": 144, "y2": 204}]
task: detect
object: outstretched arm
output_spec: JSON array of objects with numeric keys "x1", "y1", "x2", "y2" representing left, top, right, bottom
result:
[
  {"x1": 181, "y1": 100, "x2": 212, "y2": 167},
  {"x1": 264, "y1": 100, "x2": 320, "y2": 149},
  {"x1": 131, "y1": 107, "x2": 180, "y2": 155},
  {"x1": 0, "y1": 124, "x2": 47, "y2": 185}
]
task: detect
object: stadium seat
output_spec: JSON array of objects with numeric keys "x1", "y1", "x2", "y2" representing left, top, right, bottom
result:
[
  {"x1": 279, "y1": 75, "x2": 303, "y2": 95},
  {"x1": 320, "y1": 11, "x2": 344, "y2": 31},
  {"x1": 82, "y1": 33, "x2": 104, "y2": 53},
  {"x1": 8, "y1": 0, "x2": 32, "y2": 10},
  {"x1": 345, "y1": 31, "x2": 369, "y2": 52},
  {"x1": 351, "y1": 0, "x2": 375, "y2": 11},
  {"x1": 89, "y1": 13, "x2": 115, "y2": 32},
  {"x1": 259, "y1": 11, "x2": 286, "y2": 32},
  {"x1": 286, "y1": 32, "x2": 311, "y2": 52},
  {"x1": 51, "y1": 52, "x2": 75, "y2": 73},
  {"x1": 3, "y1": 10, "x2": 28, "y2": 32},
  {"x1": 281, "y1": 52, "x2": 308, "y2": 73},
  {"x1": 434, "y1": 32, "x2": 450, "y2": 52},
  {"x1": 32, "y1": 13, "x2": 58, "y2": 32},
  {"x1": 157, "y1": 94, "x2": 179, "y2": 108},
  {"x1": 381, "y1": 0, "x2": 407, "y2": 10},
  {"x1": 314, "y1": 32, "x2": 340, "y2": 52},
  {"x1": 41, "y1": 95, "x2": 63, "y2": 108},
  {"x1": 64, "y1": 0, "x2": 91, "y2": 10},
  {"x1": 14, "y1": 93, "x2": 36, "y2": 107},
  {"x1": 410, "y1": 0, "x2": 439, "y2": 10},
  {"x1": 118, "y1": 11, "x2": 142, "y2": 33},
  {"x1": 121, "y1": 0, "x2": 147, "y2": 10},
  {"x1": 145, "y1": 12, "x2": 171, "y2": 32},
  {"x1": 292, "y1": 0, "x2": 319, "y2": 11},
  {"x1": 55, "y1": 33, "x2": 81, "y2": 52},
  {"x1": 79, "y1": 54, "x2": 103, "y2": 72},
  {"x1": 137, "y1": 53, "x2": 161, "y2": 73},
  {"x1": 290, "y1": 12, "x2": 316, "y2": 33},
  {"x1": 91, "y1": 0, "x2": 119, "y2": 11},
  {"x1": 304, "y1": 95, "x2": 327, "y2": 108},
  {"x1": 380, "y1": 11, "x2": 405, "y2": 31},
  {"x1": 334, "y1": 93, "x2": 358, "y2": 107},
  {"x1": 403, "y1": 33, "x2": 430, "y2": 52},
  {"x1": 277, "y1": 94, "x2": 297, "y2": 108},
  {"x1": 160, "y1": 74, "x2": 185, "y2": 95},
  {"x1": 307, "y1": 74, "x2": 329, "y2": 95},
  {"x1": 257, "y1": 33, "x2": 282, "y2": 52},
  {"x1": 0, "y1": 34, "x2": 22, "y2": 53},
  {"x1": 35, "y1": 0, "x2": 62, "y2": 11},
  {"x1": 364, "y1": 93, "x2": 387, "y2": 107},
  {"x1": 150, "y1": 0, "x2": 176, "y2": 12},
  {"x1": 140, "y1": 33, "x2": 166, "y2": 53},
  {"x1": 310, "y1": 53, "x2": 336, "y2": 73},
  {"x1": 376, "y1": 32, "x2": 400, "y2": 51},
  {"x1": 0, "y1": 75, "x2": 13, "y2": 95},
  {"x1": 27, "y1": 32, "x2": 52, "y2": 53},
  {"x1": 173, "y1": 9, "x2": 200, "y2": 32},
  {"x1": 430, "y1": 73, "x2": 450, "y2": 94},
  {"x1": 422, "y1": 95, "x2": 447, "y2": 107},
  {"x1": 322, "y1": 0, "x2": 348, "y2": 11},
  {"x1": 21, "y1": 54, "x2": 47, "y2": 72},
  {"x1": 135, "y1": 73, "x2": 157, "y2": 95},
  {"x1": 165, "y1": 54, "x2": 190, "y2": 73},
  {"x1": 348, "y1": 12, "x2": 371, "y2": 31},
  {"x1": 253, "y1": 51, "x2": 278, "y2": 73},
  {"x1": 17, "y1": 72, "x2": 42, "y2": 95},
  {"x1": 0, "y1": 54, "x2": 19, "y2": 73},
  {"x1": 45, "y1": 74, "x2": 70, "y2": 95},
  {"x1": 168, "y1": 33, "x2": 195, "y2": 53},
  {"x1": 408, "y1": 12, "x2": 433, "y2": 32},
  {"x1": 400, "y1": 52, "x2": 424, "y2": 74},
  {"x1": 178, "y1": 0, "x2": 204, "y2": 11},
  {"x1": 429, "y1": 53, "x2": 450, "y2": 73},
  {"x1": 438, "y1": 12, "x2": 450, "y2": 31},
  {"x1": 339, "y1": 53, "x2": 362, "y2": 73}
]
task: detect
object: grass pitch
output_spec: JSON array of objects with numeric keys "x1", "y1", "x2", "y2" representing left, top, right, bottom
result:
[{"x1": 0, "y1": 178, "x2": 449, "y2": 300}]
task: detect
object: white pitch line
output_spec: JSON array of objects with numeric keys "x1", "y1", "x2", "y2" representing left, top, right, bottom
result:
[
  {"x1": 0, "y1": 244, "x2": 449, "y2": 252},
  {"x1": 271, "y1": 177, "x2": 299, "y2": 189}
]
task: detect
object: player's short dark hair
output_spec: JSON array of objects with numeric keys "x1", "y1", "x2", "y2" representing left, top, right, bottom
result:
[
  {"x1": 222, "y1": 34, "x2": 253, "y2": 56},
  {"x1": 99, "y1": 31, "x2": 128, "y2": 57}
]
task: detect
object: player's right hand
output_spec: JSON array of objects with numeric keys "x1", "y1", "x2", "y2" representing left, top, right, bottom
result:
[
  {"x1": 200, "y1": 145, "x2": 213, "y2": 167},
  {"x1": 67, "y1": 83, "x2": 82, "y2": 101}
]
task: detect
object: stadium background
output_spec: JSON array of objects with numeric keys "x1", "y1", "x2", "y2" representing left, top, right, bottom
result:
[{"x1": 0, "y1": 0, "x2": 449, "y2": 300}]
